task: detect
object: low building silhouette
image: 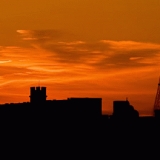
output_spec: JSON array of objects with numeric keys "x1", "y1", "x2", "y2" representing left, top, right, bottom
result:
[{"x1": 112, "y1": 99, "x2": 139, "y2": 124}]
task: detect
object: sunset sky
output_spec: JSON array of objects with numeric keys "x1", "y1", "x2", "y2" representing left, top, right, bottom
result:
[{"x1": 1, "y1": 0, "x2": 160, "y2": 115}]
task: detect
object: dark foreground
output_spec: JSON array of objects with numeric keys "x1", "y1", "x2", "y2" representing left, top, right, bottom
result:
[{"x1": 0, "y1": 114, "x2": 160, "y2": 159}]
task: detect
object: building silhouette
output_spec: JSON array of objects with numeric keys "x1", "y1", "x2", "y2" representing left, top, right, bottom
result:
[
  {"x1": 30, "y1": 86, "x2": 47, "y2": 104},
  {"x1": 112, "y1": 99, "x2": 139, "y2": 124}
]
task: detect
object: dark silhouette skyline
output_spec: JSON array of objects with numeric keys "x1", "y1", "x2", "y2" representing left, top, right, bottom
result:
[
  {"x1": 3, "y1": 86, "x2": 160, "y2": 134},
  {"x1": 0, "y1": 86, "x2": 160, "y2": 159},
  {"x1": 0, "y1": 86, "x2": 158, "y2": 123}
]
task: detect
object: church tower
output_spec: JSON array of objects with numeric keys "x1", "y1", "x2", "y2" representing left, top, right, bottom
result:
[{"x1": 29, "y1": 86, "x2": 47, "y2": 104}]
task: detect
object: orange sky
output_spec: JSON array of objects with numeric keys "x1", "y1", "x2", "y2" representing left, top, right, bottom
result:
[{"x1": 1, "y1": 1, "x2": 160, "y2": 115}]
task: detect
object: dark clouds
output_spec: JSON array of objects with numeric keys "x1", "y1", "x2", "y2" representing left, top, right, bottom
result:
[{"x1": 17, "y1": 29, "x2": 160, "y2": 70}]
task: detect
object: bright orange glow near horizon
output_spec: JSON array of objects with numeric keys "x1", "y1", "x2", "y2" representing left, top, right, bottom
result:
[{"x1": 1, "y1": 1, "x2": 160, "y2": 116}]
